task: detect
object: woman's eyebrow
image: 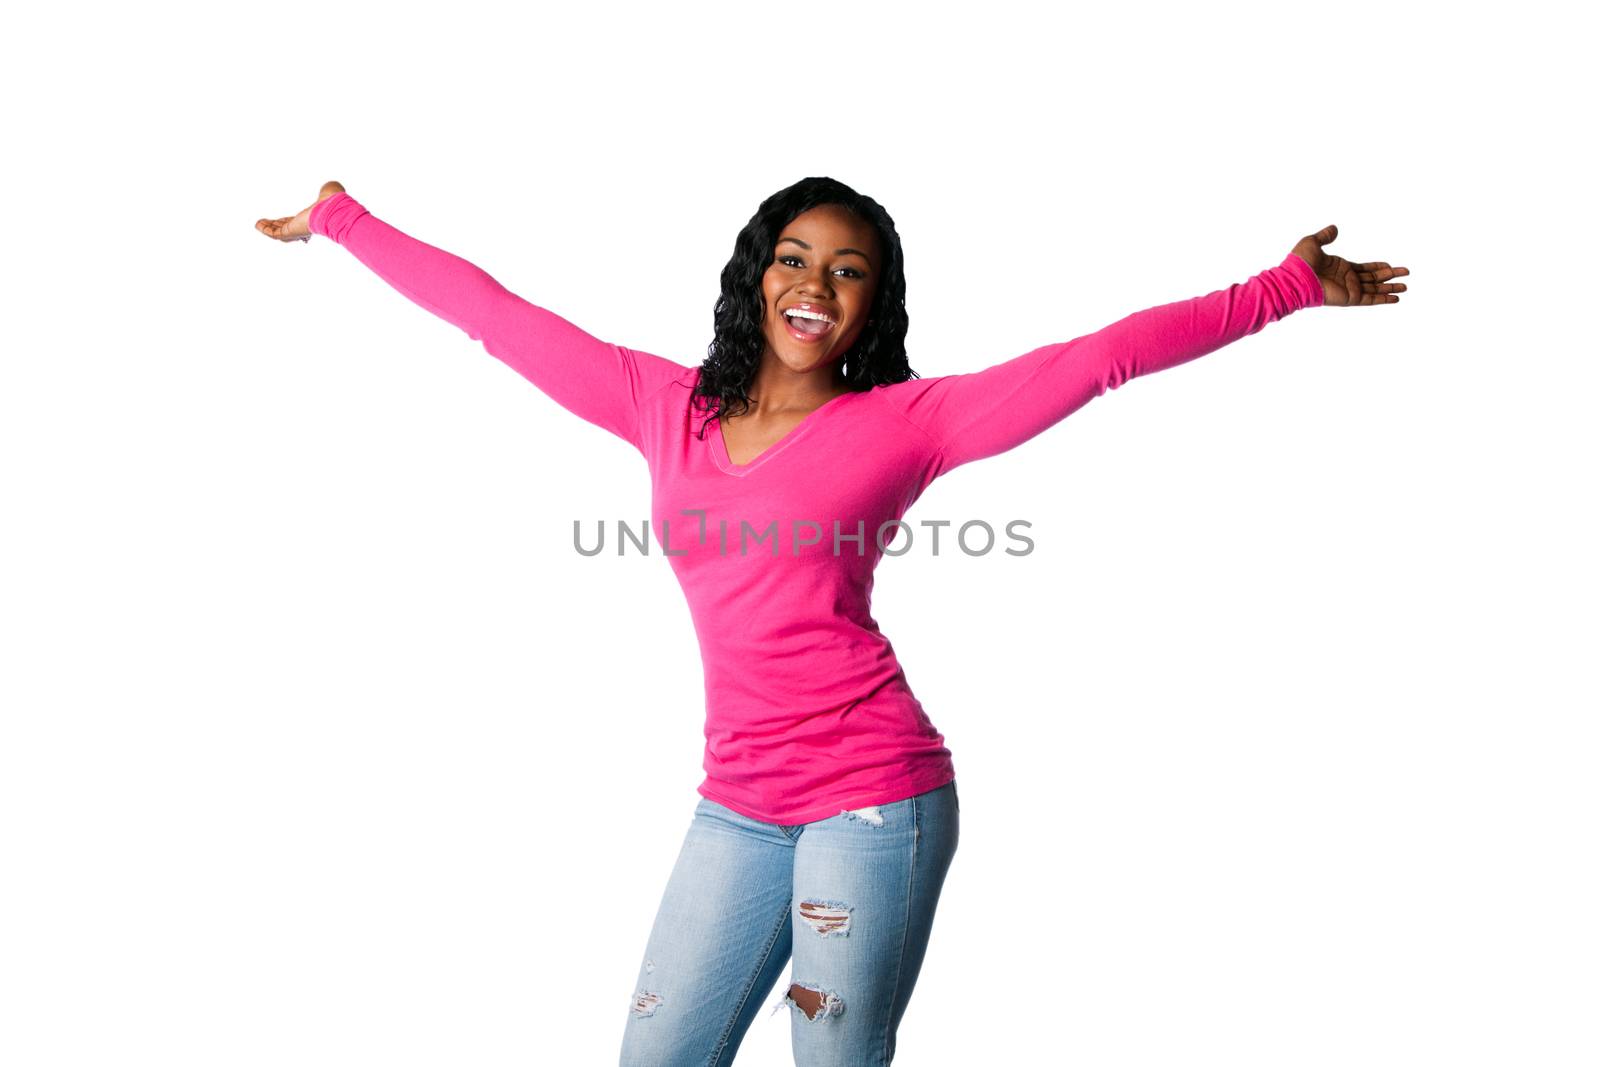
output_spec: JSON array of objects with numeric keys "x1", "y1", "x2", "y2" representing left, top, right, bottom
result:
[{"x1": 777, "y1": 236, "x2": 873, "y2": 263}]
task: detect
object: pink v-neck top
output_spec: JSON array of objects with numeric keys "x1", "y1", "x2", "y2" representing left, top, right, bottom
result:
[{"x1": 308, "y1": 192, "x2": 1324, "y2": 824}]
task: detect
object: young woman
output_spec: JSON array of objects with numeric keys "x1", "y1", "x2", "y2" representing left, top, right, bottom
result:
[{"x1": 256, "y1": 178, "x2": 1407, "y2": 1065}]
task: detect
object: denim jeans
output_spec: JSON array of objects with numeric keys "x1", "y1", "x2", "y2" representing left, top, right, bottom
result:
[{"x1": 618, "y1": 780, "x2": 961, "y2": 1066}]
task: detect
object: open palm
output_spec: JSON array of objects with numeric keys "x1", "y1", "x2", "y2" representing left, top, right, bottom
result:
[
  {"x1": 255, "y1": 180, "x2": 346, "y2": 242},
  {"x1": 1291, "y1": 225, "x2": 1409, "y2": 308}
]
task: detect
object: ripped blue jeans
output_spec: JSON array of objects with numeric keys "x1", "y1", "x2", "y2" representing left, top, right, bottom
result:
[{"x1": 619, "y1": 780, "x2": 960, "y2": 1066}]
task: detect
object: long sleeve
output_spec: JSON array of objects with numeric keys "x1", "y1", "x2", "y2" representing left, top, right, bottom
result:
[
  {"x1": 885, "y1": 253, "x2": 1324, "y2": 483},
  {"x1": 308, "y1": 192, "x2": 691, "y2": 455}
]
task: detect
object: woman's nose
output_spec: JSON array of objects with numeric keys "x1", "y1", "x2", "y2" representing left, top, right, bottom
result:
[{"x1": 798, "y1": 268, "x2": 834, "y2": 298}]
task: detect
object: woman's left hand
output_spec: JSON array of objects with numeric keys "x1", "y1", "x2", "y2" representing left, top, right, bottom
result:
[{"x1": 1290, "y1": 225, "x2": 1409, "y2": 307}]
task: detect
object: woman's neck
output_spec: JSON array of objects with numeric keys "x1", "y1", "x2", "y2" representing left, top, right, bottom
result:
[{"x1": 744, "y1": 363, "x2": 850, "y2": 415}]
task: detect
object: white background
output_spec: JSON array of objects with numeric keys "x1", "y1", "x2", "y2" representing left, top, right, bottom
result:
[{"x1": 3, "y1": 2, "x2": 1594, "y2": 1064}]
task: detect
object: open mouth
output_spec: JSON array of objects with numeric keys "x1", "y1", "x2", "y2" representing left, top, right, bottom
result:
[{"x1": 782, "y1": 305, "x2": 837, "y2": 343}]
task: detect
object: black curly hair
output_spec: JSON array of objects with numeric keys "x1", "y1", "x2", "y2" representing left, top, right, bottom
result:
[{"x1": 683, "y1": 176, "x2": 917, "y2": 439}]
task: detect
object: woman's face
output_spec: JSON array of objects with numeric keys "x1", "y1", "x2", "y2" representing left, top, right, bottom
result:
[{"x1": 760, "y1": 205, "x2": 882, "y2": 379}]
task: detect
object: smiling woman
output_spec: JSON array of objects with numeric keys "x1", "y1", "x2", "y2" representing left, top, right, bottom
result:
[
  {"x1": 768, "y1": 214, "x2": 877, "y2": 353},
  {"x1": 694, "y1": 179, "x2": 911, "y2": 423},
  {"x1": 255, "y1": 173, "x2": 1403, "y2": 1065}
]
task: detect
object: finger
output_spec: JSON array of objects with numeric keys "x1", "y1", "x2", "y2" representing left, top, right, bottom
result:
[
  {"x1": 256, "y1": 216, "x2": 305, "y2": 241},
  {"x1": 1357, "y1": 263, "x2": 1409, "y2": 282}
]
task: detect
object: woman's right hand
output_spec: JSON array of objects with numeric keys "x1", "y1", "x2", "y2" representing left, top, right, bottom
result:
[{"x1": 255, "y1": 180, "x2": 346, "y2": 242}]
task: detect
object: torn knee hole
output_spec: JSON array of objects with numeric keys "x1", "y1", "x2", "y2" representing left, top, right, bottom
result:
[
  {"x1": 786, "y1": 982, "x2": 845, "y2": 1021},
  {"x1": 631, "y1": 990, "x2": 663, "y2": 1017}
]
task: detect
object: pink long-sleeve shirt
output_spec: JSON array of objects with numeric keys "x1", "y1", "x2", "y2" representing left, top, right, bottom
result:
[{"x1": 308, "y1": 192, "x2": 1324, "y2": 824}]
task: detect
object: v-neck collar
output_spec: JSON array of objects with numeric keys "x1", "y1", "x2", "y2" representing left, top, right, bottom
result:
[{"x1": 708, "y1": 390, "x2": 858, "y2": 477}]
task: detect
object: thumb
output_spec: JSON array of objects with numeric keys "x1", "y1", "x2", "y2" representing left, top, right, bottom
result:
[{"x1": 1311, "y1": 223, "x2": 1338, "y2": 246}]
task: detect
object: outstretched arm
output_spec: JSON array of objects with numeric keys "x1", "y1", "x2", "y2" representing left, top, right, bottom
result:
[
  {"x1": 265, "y1": 185, "x2": 691, "y2": 456},
  {"x1": 886, "y1": 226, "x2": 1405, "y2": 484}
]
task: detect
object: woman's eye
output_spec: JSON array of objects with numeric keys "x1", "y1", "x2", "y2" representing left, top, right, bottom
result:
[{"x1": 777, "y1": 255, "x2": 865, "y2": 280}]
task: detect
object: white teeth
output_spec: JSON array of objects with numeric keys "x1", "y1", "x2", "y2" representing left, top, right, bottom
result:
[{"x1": 784, "y1": 307, "x2": 834, "y2": 324}]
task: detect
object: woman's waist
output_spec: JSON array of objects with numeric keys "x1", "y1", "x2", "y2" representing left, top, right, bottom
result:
[{"x1": 701, "y1": 667, "x2": 929, "y2": 740}]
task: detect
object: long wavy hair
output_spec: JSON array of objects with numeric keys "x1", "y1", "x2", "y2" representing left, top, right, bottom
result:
[{"x1": 684, "y1": 177, "x2": 916, "y2": 438}]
